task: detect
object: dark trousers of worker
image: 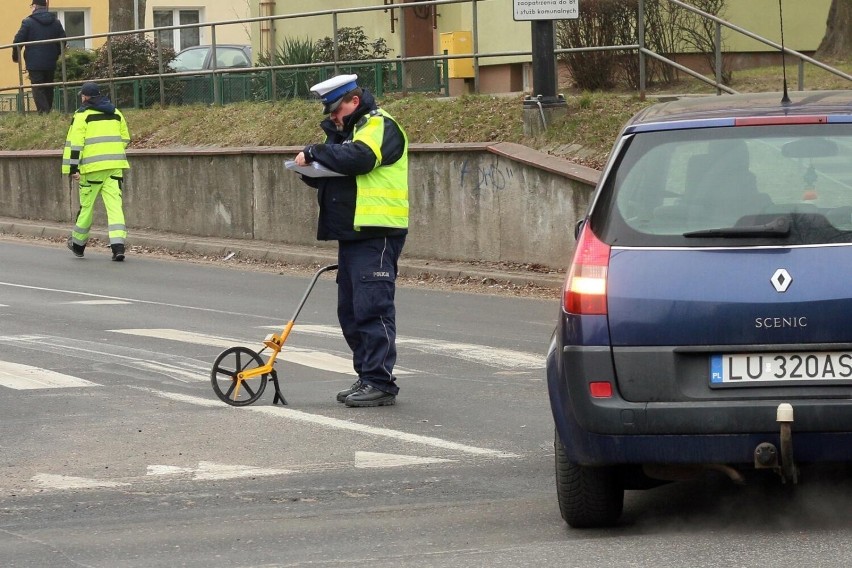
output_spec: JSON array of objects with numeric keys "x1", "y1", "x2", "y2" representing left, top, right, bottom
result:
[
  {"x1": 28, "y1": 69, "x2": 56, "y2": 114},
  {"x1": 337, "y1": 235, "x2": 405, "y2": 396}
]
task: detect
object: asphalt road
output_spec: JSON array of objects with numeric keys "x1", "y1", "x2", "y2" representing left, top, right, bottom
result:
[{"x1": 3, "y1": 238, "x2": 852, "y2": 568}]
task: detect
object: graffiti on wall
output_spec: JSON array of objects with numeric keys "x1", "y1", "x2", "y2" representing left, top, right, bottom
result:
[{"x1": 458, "y1": 156, "x2": 515, "y2": 192}]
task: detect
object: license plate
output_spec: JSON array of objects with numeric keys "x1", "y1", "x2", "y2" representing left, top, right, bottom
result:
[{"x1": 710, "y1": 352, "x2": 852, "y2": 385}]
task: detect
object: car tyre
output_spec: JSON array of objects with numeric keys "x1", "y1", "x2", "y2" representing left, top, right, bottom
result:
[{"x1": 555, "y1": 429, "x2": 624, "y2": 528}]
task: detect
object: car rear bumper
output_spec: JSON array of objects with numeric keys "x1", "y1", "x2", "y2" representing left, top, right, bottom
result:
[{"x1": 548, "y1": 343, "x2": 852, "y2": 465}]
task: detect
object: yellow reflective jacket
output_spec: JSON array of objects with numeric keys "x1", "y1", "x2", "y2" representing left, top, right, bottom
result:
[
  {"x1": 352, "y1": 109, "x2": 409, "y2": 230},
  {"x1": 62, "y1": 107, "x2": 130, "y2": 175}
]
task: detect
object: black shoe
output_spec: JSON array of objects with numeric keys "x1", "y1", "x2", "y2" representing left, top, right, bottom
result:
[
  {"x1": 336, "y1": 380, "x2": 362, "y2": 403},
  {"x1": 344, "y1": 384, "x2": 396, "y2": 407},
  {"x1": 66, "y1": 238, "x2": 84, "y2": 258},
  {"x1": 111, "y1": 244, "x2": 125, "y2": 262}
]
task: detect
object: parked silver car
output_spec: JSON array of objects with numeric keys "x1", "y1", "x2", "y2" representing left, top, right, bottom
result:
[{"x1": 172, "y1": 44, "x2": 252, "y2": 72}]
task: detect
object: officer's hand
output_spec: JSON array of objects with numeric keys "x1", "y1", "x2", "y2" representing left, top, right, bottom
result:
[
  {"x1": 294, "y1": 152, "x2": 307, "y2": 167},
  {"x1": 71, "y1": 172, "x2": 80, "y2": 181}
]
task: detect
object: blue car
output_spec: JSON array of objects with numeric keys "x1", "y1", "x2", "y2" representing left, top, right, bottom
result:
[{"x1": 547, "y1": 91, "x2": 852, "y2": 527}]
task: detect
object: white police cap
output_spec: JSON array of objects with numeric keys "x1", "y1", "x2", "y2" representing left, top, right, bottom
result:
[{"x1": 310, "y1": 74, "x2": 359, "y2": 114}]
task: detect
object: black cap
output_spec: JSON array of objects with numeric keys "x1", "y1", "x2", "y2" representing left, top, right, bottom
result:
[
  {"x1": 32, "y1": 0, "x2": 47, "y2": 6},
  {"x1": 80, "y1": 82, "x2": 100, "y2": 97}
]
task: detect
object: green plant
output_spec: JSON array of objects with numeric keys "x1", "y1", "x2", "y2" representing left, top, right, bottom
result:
[
  {"x1": 313, "y1": 27, "x2": 391, "y2": 63},
  {"x1": 313, "y1": 27, "x2": 394, "y2": 95},
  {"x1": 87, "y1": 33, "x2": 176, "y2": 79},
  {"x1": 59, "y1": 49, "x2": 97, "y2": 81},
  {"x1": 85, "y1": 33, "x2": 177, "y2": 107},
  {"x1": 254, "y1": 37, "x2": 320, "y2": 100}
]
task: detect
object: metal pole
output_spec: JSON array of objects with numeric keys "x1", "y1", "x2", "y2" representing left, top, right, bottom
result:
[
  {"x1": 59, "y1": 39, "x2": 68, "y2": 113},
  {"x1": 530, "y1": 20, "x2": 558, "y2": 102},
  {"x1": 399, "y1": 6, "x2": 407, "y2": 95},
  {"x1": 472, "y1": 0, "x2": 480, "y2": 94},
  {"x1": 333, "y1": 12, "x2": 339, "y2": 75},
  {"x1": 715, "y1": 22, "x2": 722, "y2": 95},
  {"x1": 638, "y1": 0, "x2": 646, "y2": 100},
  {"x1": 211, "y1": 26, "x2": 220, "y2": 105}
]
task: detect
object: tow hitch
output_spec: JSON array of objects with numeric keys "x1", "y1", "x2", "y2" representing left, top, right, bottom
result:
[{"x1": 753, "y1": 403, "x2": 799, "y2": 484}]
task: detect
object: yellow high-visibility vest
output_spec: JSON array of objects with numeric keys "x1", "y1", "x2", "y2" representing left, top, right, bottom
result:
[
  {"x1": 352, "y1": 109, "x2": 409, "y2": 230},
  {"x1": 62, "y1": 108, "x2": 130, "y2": 175}
]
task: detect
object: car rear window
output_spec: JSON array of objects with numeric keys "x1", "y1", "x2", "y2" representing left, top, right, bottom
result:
[{"x1": 595, "y1": 124, "x2": 852, "y2": 246}]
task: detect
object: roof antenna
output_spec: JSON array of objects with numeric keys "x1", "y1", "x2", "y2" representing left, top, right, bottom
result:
[{"x1": 778, "y1": 0, "x2": 791, "y2": 104}]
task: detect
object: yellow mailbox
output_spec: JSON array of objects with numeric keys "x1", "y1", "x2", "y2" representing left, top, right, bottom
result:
[{"x1": 440, "y1": 31, "x2": 475, "y2": 79}]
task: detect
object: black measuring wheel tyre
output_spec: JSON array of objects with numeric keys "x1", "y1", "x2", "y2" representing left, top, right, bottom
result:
[
  {"x1": 210, "y1": 346, "x2": 268, "y2": 406},
  {"x1": 554, "y1": 429, "x2": 624, "y2": 528}
]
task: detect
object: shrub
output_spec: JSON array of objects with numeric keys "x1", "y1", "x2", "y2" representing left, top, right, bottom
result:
[
  {"x1": 314, "y1": 27, "x2": 391, "y2": 63},
  {"x1": 314, "y1": 27, "x2": 394, "y2": 95},
  {"x1": 556, "y1": 0, "x2": 635, "y2": 91},
  {"x1": 59, "y1": 48, "x2": 97, "y2": 81},
  {"x1": 255, "y1": 37, "x2": 320, "y2": 99},
  {"x1": 85, "y1": 33, "x2": 176, "y2": 106},
  {"x1": 556, "y1": 0, "x2": 730, "y2": 90}
]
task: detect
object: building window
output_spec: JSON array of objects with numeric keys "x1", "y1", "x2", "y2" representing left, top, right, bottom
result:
[
  {"x1": 154, "y1": 9, "x2": 202, "y2": 51},
  {"x1": 55, "y1": 10, "x2": 89, "y2": 49}
]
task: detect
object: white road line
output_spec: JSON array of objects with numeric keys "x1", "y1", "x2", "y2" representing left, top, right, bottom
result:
[
  {"x1": 262, "y1": 323, "x2": 545, "y2": 370},
  {"x1": 0, "y1": 361, "x2": 98, "y2": 390},
  {"x1": 144, "y1": 389, "x2": 518, "y2": 458},
  {"x1": 132, "y1": 360, "x2": 208, "y2": 383},
  {"x1": 111, "y1": 328, "x2": 358, "y2": 375},
  {"x1": 31, "y1": 474, "x2": 129, "y2": 490},
  {"x1": 66, "y1": 300, "x2": 132, "y2": 305},
  {"x1": 355, "y1": 451, "x2": 454, "y2": 468},
  {"x1": 0, "y1": 280, "x2": 286, "y2": 319}
]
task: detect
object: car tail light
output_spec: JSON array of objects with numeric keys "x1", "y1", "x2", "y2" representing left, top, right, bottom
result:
[{"x1": 563, "y1": 222, "x2": 610, "y2": 315}]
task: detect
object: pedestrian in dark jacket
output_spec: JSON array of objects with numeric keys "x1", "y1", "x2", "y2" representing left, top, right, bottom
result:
[
  {"x1": 12, "y1": 0, "x2": 66, "y2": 114},
  {"x1": 294, "y1": 74, "x2": 410, "y2": 408}
]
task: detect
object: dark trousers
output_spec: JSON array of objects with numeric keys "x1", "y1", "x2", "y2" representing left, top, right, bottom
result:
[
  {"x1": 337, "y1": 235, "x2": 406, "y2": 395},
  {"x1": 28, "y1": 69, "x2": 55, "y2": 114}
]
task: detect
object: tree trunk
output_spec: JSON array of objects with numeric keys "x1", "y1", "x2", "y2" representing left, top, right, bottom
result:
[
  {"x1": 815, "y1": 0, "x2": 852, "y2": 60},
  {"x1": 109, "y1": 0, "x2": 147, "y2": 32}
]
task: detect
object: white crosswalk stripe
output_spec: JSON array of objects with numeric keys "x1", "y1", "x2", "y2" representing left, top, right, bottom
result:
[
  {"x1": 262, "y1": 324, "x2": 546, "y2": 370},
  {"x1": 109, "y1": 328, "x2": 414, "y2": 375},
  {"x1": 0, "y1": 361, "x2": 98, "y2": 390},
  {"x1": 0, "y1": 323, "x2": 540, "y2": 393}
]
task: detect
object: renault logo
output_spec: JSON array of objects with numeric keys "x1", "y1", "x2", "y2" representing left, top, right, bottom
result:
[{"x1": 771, "y1": 268, "x2": 792, "y2": 293}]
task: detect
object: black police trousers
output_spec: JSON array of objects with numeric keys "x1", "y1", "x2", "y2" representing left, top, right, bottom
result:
[{"x1": 337, "y1": 235, "x2": 406, "y2": 395}]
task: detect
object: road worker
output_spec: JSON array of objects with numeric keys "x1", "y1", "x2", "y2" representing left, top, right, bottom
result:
[{"x1": 62, "y1": 82, "x2": 131, "y2": 261}]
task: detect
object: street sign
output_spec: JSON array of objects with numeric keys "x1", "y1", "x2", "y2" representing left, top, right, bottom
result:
[{"x1": 513, "y1": 0, "x2": 579, "y2": 21}]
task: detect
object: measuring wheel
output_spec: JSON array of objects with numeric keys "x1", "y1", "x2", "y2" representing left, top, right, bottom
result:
[{"x1": 210, "y1": 346, "x2": 268, "y2": 406}]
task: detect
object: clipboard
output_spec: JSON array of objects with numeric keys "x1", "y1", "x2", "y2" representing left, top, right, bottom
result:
[{"x1": 285, "y1": 160, "x2": 346, "y2": 178}]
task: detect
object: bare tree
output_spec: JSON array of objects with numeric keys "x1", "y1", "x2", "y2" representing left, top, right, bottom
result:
[
  {"x1": 816, "y1": 0, "x2": 852, "y2": 60},
  {"x1": 678, "y1": 0, "x2": 731, "y2": 85},
  {"x1": 109, "y1": 0, "x2": 147, "y2": 32}
]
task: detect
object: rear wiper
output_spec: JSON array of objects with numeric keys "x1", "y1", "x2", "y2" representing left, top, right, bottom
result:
[{"x1": 683, "y1": 217, "x2": 791, "y2": 238}]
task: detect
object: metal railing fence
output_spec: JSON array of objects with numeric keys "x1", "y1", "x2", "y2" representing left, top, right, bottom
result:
[{"x1": 1, "y1": 0, "x2": 849, "y2": 113}]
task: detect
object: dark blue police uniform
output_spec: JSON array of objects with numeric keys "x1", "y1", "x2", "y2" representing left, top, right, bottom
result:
[{"x1": 299, "y1": 88, "x2": 408, "y2": 402}]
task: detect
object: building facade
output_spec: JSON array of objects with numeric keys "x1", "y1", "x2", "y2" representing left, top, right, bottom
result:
[
  {"x1": 0, "y1": 0, "x2": 838, "y2": 104},
  {"x1": 249, "y1": 0, "x2": 834, "y2": 95}
]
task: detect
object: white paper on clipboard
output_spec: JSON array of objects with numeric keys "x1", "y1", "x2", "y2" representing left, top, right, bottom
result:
[{"x1": 285, "y1": 160, "x2": 346, "y2": 178}]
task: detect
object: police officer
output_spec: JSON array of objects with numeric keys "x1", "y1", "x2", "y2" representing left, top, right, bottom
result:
[
  {"x1": 294, "y1": 74, "x2": 409, "y2": 407},
  {"x1": 62, "y1": 82, "x2": 131, "y2": 261}
]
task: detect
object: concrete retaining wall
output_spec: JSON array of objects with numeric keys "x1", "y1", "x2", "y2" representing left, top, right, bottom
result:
[{"x1": 0, "y1": 143, "x2": 600, "y2": 270}]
